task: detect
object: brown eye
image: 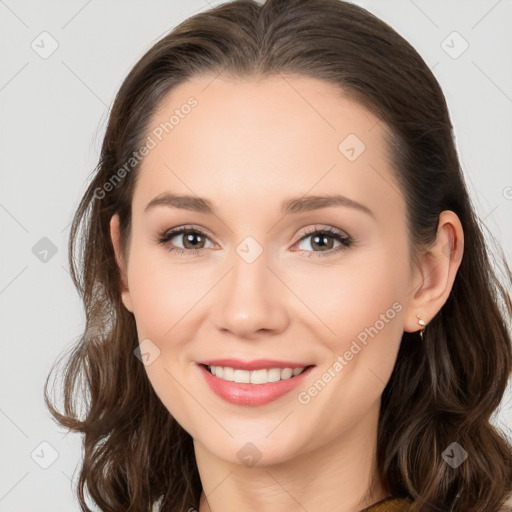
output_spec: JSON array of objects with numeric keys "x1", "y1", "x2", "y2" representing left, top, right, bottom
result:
[
  {"x1": 157, "y1": 227, "x2": 215, "y2": 255},
  {"x1": 177, "y1": 230, "x2": 207, "y2": 249},
  {"x1": 294, "y1": 226, "x2": 353, "y2": 258}
]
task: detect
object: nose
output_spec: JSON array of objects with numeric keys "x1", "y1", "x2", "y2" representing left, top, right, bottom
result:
[{"x1": 211, "y1": 248, "x2": 290, "y2": 340}]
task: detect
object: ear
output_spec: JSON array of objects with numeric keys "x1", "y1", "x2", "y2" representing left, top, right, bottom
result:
[
  {"x1": 109, "y1": 213, "x2": 134, "y2": 313},
  {"x1": 403, "y1": 210, "x2": 464, "y2": 334}
]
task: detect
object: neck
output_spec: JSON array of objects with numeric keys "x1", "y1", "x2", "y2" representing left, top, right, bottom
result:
[{"x1": 195, "y1": 400, "x2": 387, "y2": 512}]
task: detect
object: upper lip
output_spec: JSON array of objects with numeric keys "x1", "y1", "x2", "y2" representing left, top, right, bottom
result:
[{"x1": 198, "y1": 358, "x2": 313, "y2": 371}]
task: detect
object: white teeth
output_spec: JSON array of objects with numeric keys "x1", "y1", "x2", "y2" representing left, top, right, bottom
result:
[
  {"x1": 267, "y1": 368, "x2": 281, "y2": 382},
  {"x1": 223, "y1": 367, "x2": 235, "y2": 381},
  {"x1": 250, "y1": 369, "x2": 268, "y2": 384},
  {"x1": 281, "y1": 368, "x2": 293, "y2": 379},
  {"x1": 207, "y1": 365, "x2": 306, "y2": 384},
  {"x1": 234, "y1": 369, "x2": 250, "y2": 383}
]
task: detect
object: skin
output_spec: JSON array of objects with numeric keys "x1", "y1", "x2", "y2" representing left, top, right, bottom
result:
[{"x1": 110, "y1": 73, "x2": 464, "y2": 512}]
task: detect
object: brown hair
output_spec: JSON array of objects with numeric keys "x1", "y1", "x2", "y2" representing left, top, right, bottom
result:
[{"x1": 44, "y1": 0, "x2": 512, "y2": 510}]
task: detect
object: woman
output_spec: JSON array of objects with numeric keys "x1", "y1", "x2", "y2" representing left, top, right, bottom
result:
[{"x1": 44, "y1": 0, "x2": 512, "y2": 510}]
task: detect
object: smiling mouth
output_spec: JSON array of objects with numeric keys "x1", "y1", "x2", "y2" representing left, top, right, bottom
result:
[
  {"x1": 201, "y1": 364, "x2": 313, "y2": 384},
  {"x1": 198, "y1": 362, "x2": 316, "y2": 406}
]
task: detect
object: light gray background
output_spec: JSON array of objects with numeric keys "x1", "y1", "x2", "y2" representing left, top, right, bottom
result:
[{"x1": 1, "y1": 1, "x2": 511, "y2": 510}]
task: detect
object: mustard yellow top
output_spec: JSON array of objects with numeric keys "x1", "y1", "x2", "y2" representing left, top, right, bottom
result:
[
  {"x1": 360, "y1": 497, "x2": 411, "y2": 512},
  {"x1": 361, "y1": 495, "x2": 512, "y2": 511}
]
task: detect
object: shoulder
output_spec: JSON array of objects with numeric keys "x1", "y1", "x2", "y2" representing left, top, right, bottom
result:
[
  {"x1": 361, "y1": 498, "x2": 411, "y2": 512},
  {"x1": 152, "y1": 496, "x2": 164, "y2": 511},
  {"x1": 365, "y1": 495, "x2": 512, "y2": 512},
  {"x1": 500, "y1": 493, "x2": 512, "y2": 511}
]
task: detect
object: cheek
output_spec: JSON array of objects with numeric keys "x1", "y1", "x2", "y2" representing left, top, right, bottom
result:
[
  {"x1": 302, "y1": 249, "x2": 406, "y2": 345},
  {"x1": 294, "y1": 262, "x2": 406, "y2": 438},
  {"x1": 126, "y1": 247, "x2": 206, "y2": 434},
  {"x1": 311, "y1": 249, "x2": 406, "y2": 399},
  {"x1": 126, "y1": 246, "x2": 204, "y2": 338}
]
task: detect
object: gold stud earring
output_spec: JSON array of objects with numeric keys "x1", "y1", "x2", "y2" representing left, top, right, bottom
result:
[{"x1": 416, "y1": 314, "x2": 426, "y2": 340}]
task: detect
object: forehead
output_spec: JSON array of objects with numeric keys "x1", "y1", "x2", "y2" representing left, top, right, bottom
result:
[{"x1": 133, "y1": 74, "x2": 403, "y2": 218}]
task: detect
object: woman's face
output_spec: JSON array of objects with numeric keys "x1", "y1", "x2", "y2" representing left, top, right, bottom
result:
[{"x1": 112, "y1": 74, "x2": 421, "y2": 466}]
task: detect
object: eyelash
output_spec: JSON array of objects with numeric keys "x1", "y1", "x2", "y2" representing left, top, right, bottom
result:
[{"x1": 156, "y1": 225, "x2": 353, "y2": 258}]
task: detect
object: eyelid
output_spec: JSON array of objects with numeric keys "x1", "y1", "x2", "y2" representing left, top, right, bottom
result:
[
  {"x1": 158, "y1": 224, "x2": 216, "y2": 242},
  {"x1": 295, "y1": 224, "x2": 349, "y2": 240}
]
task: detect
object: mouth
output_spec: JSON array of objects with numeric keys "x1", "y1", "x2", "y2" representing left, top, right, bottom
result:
[
  {"x1": 197, "y1": 359, "x2": 316, "y2": 406},
  {"x1": 203, "y1": 364, "x2": 308, "y2": 384}
]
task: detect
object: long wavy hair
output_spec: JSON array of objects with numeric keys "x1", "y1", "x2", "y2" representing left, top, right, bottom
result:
[{"x1": 44, "y1": 0, "x2": 512, "y2": 510}]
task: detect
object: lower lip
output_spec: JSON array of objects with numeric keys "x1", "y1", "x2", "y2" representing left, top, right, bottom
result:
[{"x1": 198, "y1": 364, "x2": 315, "y2": 406}]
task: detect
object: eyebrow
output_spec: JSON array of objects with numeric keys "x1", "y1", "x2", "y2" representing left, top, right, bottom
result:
[{"x1": 144, "y1": 192, "x2": 375, "y2": 218}]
